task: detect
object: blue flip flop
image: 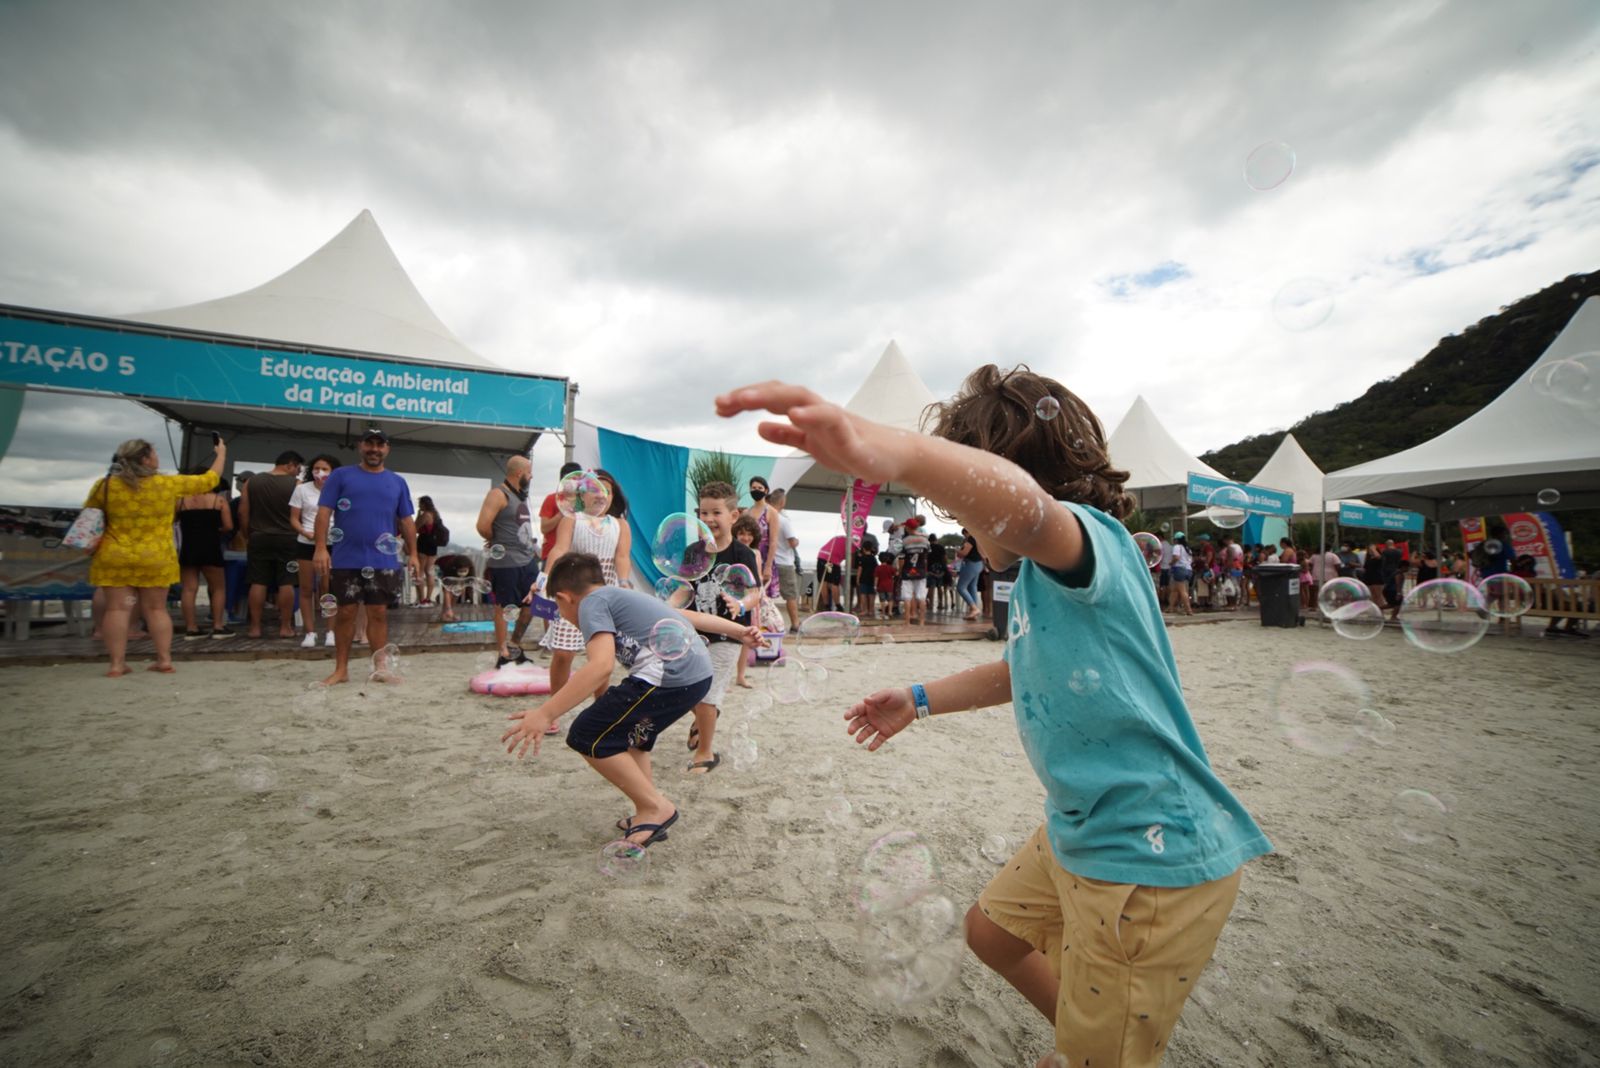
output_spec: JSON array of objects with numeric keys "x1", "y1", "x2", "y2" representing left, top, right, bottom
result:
[{"x1": 623, "y1": 810, "x2": 678, "y2": 847}]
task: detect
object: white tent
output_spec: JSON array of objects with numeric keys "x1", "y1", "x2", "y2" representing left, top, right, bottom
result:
[
  {"x1": 1250, "y1": 432, "x2": 1361, "y2": 516},
  {"x1": 766, "y1": 340, "x2": 937, "y2": 516},
  {"x1": 126, "y1": 210, "x2": 501, "y2": 370},
  {"x1": 1322, "y1": 297, "x2": 1600, "y2": 520},
  {"x1": 1106, "y1": 395, "x2": 1225, "y2": 512}
]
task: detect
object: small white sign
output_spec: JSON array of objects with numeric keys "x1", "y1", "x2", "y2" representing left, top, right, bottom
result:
[
  {"x1": 993, "y1": 581, "x2": 1014, "y2": 604},
  {"x1": 1287, "y1": 579, "x2": 1301, "y2": 595}
]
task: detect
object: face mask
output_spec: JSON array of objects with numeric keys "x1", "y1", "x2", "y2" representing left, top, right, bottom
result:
[
  {"x1": 314, "y1": 469, "x2": 329, "y2": 483},
  {"x1": 750, "y1": 489, "x2": 766, "y2": 501}
]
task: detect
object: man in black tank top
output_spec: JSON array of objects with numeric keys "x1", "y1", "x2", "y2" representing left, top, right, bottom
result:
[
  {"x1": 239, "y1": 450, "x2": 305, "y2": 638},
  {"x1": 476, "y1": 456, "x2": 538, "y2": 665}
]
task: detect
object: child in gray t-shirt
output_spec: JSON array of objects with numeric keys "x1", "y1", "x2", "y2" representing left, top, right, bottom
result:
[{"x1": 502, "y1": 551, "x2": 760, "y2": 850}]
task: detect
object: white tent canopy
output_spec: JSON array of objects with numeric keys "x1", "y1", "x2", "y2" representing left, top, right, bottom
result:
[
  {"x1": 1251, "y1": 432, "x2": 1362, "y2": 516},
  {"x1": 767, "y1": 340, "x2": 937, "y2": 516},
  {"x1": 1106, "y1": 395, "x2": 1225, "y2": 512},
  {"x1": 126, "y1": 210, "x2": 501, "y2": 370},
  {"x1": 1322, "y1": 297, "x2": 1600, "y2": 521}
]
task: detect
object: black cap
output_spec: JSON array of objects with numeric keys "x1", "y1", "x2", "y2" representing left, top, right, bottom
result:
[{"x1": 361, "y1": 427, "x2": 389, "y2": 443}]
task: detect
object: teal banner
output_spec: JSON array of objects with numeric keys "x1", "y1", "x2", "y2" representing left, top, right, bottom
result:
[
  {"x1": 1185, "y1": 472, "x2": 1293, "y2": 518},
  {"x1": 1338, "y1": 503, "x2": 1425, "y2": 533},
  {"x1": 0, "y1": 309, "x2": 566, "y2": 431}
]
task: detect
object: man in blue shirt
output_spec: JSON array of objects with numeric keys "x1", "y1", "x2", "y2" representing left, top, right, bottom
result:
[{"x1": 312, "y1": 428, "x2": 418, "y2": 686}]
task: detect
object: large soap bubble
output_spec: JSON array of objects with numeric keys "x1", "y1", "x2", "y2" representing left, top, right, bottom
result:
[
  {"x1": 857, "y1": 884, "x2": 963, "y2": 1007},
  {"x1": 556, "y1": 470, "x2": 611, "y2": 518},
  {"x1": 1132, "y1": 532, "x2": 1162, "y2": 569},
  {"x1": 794, "y1": 611, "x2": 861, "y2": 659},
  {"x1": 1399, "y1": 579, "x2": 1490, "y2": 654},
  {"x1": 1243, "y1": 139, "x2": 1296, "y2": 190},
  {"x1": 1477, "y1": 573, "x2": 1532, "y2": 618},
  {"x1": 651, "y1": 513, "x2": 717, "y2": 583},
  {"x1": 1206, "y1": 485, "x2": 1251, "y2": 529},
  {"x1": 1317, "y1": 577, "x2": 1370, "y2": 618},
  {"x1": 649, "y1": 617, "x2": 697, "y2": 662},
  {"x1": 1270, "y1": 661, "x2": 1376, "y2": 757}
]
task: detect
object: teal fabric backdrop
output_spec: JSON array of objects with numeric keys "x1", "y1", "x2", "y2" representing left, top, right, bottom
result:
[{"x1": 597, "y1": 426, "x2": 690, "y2": 589}]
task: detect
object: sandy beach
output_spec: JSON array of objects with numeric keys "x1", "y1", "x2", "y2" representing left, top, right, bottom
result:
[{"x1": 2, "y1": 621, "x2": 1597, "y2": 1067}]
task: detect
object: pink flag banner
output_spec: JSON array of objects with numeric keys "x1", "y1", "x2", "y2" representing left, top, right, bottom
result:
[{"x1": 840, "y1": 479, "x2": 880, "y2": 548}]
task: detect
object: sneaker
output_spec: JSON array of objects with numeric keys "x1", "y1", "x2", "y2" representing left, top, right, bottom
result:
[
  {"x1": 325, "y1": 632, "x2": 337, "y2": 647},
  {"x1": 512, "y1": 648, "x2": 532, "y2": 665},
  {"x1": 210, "y1": 627, "x2": 236, "y2": 640},
  {"x1": 300, "y1": 633, "x2": 318, "y2": 649},
  {"x1": 495, "y1": 654, "x2": 514, "y2": 669},
  {"x1": 182, "y1": 629, "x2": 203, "y2": 641}
]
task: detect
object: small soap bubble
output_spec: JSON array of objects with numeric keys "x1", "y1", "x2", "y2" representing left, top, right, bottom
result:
[
  {"x1": 503, "y1": 605, "x2": 519, "y2": 623},
  {"x1": 1317, "y1": 577, "x2": 1371, "y2": 618},
  {"x1": 360, "y1": 567, "x2": 374, "y2": 579},
  {"x1": 654, "y1": 576, "x2": 687, "y2": 601},
  {"x1": 799, "y1": 662, "x2": 830, "y2": 702},
  {"x1": 1271, "y1": 661, "x2": 1373, "y2": 757},
  {"x1": 1392, "y1": 789, "x2": 1450, "y2": 845},
  {"x1": 235, "y1": 755, "x2": 279, "y2": 793},
  {"x1": 375, "y1": 532, "x2": 401, "y2": 556},
  {"x1": 1272, "y1": 277, "x2": 1336, "y2": 332},
  {"x1": 370, "y1": 643, "x2": 403, "y2": 682},
  {"x1": 557, "y1": 470, "x2": 612, "y2": 517},
  {"x1": 598, "y1": 838, "x2": 651, "y2": 880},
  {"x1": 768, "y1": 659, "x2": 806, "y2": 704},
  {"x1": 1399, "y1": 579, "x2": 1489, "y2": 654},
  {"x1": 326, "y1": 527, "x2": 344, "y2": 545},
  {"x1": 719, "y1": 563, "x2": 759, "y2": 600},
  {"x1": 1477, "y1": 573, "x2": 1532, "y2": 618},
  {"x1": 336, "y1": 497, "x2": 351, "y2": 512},
  {"x1": 857, "y1": 885, "x2": 963, "y2": 1006},
  {"x1": 1132, "y1": 532, "x2": 1162, "y2": 569},
  {"x1": 1353, "y1": 708, "x2": 1396, "y2": 747},
  {"x1": 1034, "y1": 396, "x2": 1061, "y2": 421},
  {"x1": 1481, "y1": 538, "x2": 1503, "y2": 557},
  {"x1": 649, "y1": 618, "x2": 697, "y2": 662},
  {"x1": 1330, "y1": 600, "x2": 1386, "y2": 640},
  {"x1": 729, "y1": 731, "x2": 759, "y2": 771},
  {"x1": 286, "y1": 560, "x2": 300, "y2": 575},
  {"x1": 1243, "y1": 139, "x2": 1296, "y2": 190},
  {"x1": 979, "y1": 834, "x2": 1010, "y2": 865},
  {"x1": 486, "y1": 544, "x2": 507, "y2": 561},
  {"x1": 651, "y1": 512, "x2": 718, "y2": 582},
  {"x1": 858, "y1": 830, "x2": 941, "y2": 915},
  {"x1": 1067, "y1": 667, "x2": 1102, "y2": 695},
  {"x1": 318, "y1": 594, "x2": 338, "y2": 618},
  {"x1": 795, "y1": 611, "x2": 861, "y2": 659},
  {"x1": 824, "y1": 795, "x2": 853, "y2": 827},
  {"x1": 1536, "y1": 487, "x2": 1561, "y2": 506},
  {"x1": 1206, "y1": 484, "x2": 1251, "y2": 529}
]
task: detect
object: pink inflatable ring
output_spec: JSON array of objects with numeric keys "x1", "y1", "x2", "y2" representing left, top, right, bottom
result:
[{"x1": 470, "y1": 663, "x2": 552, "y2": 697}]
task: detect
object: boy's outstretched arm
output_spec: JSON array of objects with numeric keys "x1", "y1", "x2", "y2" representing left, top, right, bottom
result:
[
  {"x1": 501, "y1": 633, "x2": 617, "y2": 758},
  {"x1": 678, "y1": 608, "x2": 764, "y2": 647},
  {"x1": 715, "y1": 383, "x2": 1084, "y2": 573},
  {"x1": 844, "y1": 660, "x2": 1012, "y2": 751}
]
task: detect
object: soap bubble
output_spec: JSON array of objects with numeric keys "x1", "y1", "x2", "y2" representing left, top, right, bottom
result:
[
  {"x1": 598, "y1": 839, "x2": 651, "y2": 881},
  {"x1": 1243, "y1": 139, "x2": 1295, "y2": 190},
  {"x1": 1034, "y1": 396, "x2": 1061, "y2": 421},
  {"x1": 1392, "y1": 789, "x2": 1450, "y2": 845},
  {"x1": 1399, "y1": 579, "x2": 1489, "y2": 654},
  {"x1": 649, "y1": 618, "x2": 697, "y2": 662},
  {"x1": 767, "y1": 660, "x2": 806, "y2": 704},
  {"x1": 375, "y1": 532, "x2": 401, "y2": 556},
  {"x1": 1536, "y1": 488, "x2": 1561, "y2": 507},
  {"x1": 318, "y1": 594, "x2": 338, "y2": 618},
  {"x1": 360, "y1": 567, "x2": 374, "y2": 579},
  {"x1": 1271, "y1": 661, "x2": 1373, "y2": 757},
  {"x1": 728, "y1": 733, "x2": 759, "y2": 772},
  {"x1": 336, "y1": 497, "x2": 351, "y2": 512},
  {"x1": 824, "y1": 795, "x2": 853, "y2": 827},
  {"x1": 370, "y1": 643, "x2": 403, "y2": 682},
  {"x1": 719, "y1": 563, "x2": 759, "y2": 600},
  {"x1": 1068, "y1": 668, "x2": 1102, "y2": 695},
  {"x1": 651, "y1": 513, "x2": 717, "y2": 582},
  {"x1": 1330, "y1": 600, "x2": 1386, "y2": 640},
  {"x1": 858, "y1": 830, "x2": 941, "y2": 915},
  {"x1": 1317, "y1": 577, "x2": 1371, "y2": 618},
  {"x1": 503, "y1": 605, "x2": 519, "y2": 623},
  {"x1": 795, "y1": 611, "x2": 861, "y2": 659},
  {"x1": 326, "y1": 527, "x2": 344, "y2": 545},
  {"x1": 857, "y1": 884, "x2": 963, "y2": 1006},
  {"x1": 979, "y1": 834, "x2": 1011, "y2": 865},
  {"x1": 556, "y1": 470, "x2": 611, "y2": 518},
  {"x1": 1477, "y1": 573, "x2": 1533, "y2": 618},
  {"x1": 653, "y1": 575, "x2": 688, "y2": 602},
  {"x1": 744, "y1": 688, "x2": 774, "y2": 719},
  {"x1": 235, "y1": 755, "x2": 279, "y2": 793},
  {"x1": 1273, "y1": 277, "x2": 1336, "y2": 331},
  {"x1": 486, "y1": 544, "x2": 507, "y2": 561},
  {"x1": 286, "y1": 560, "x2": 299, "y2": 575},
  {"x1": 1354, "y1": 708, "x2": 1396, "y2": 747},
  {"x1": 1206, "y1": 484, "x2": 1251, "y2": 529},
  {"x1": 798, "y1": 662, "x2": 831, "y2": 702},
  {"x1": 1132, "y1": 532, "x2": 1162, "y2": 569},
  {"x1": 1528, "y1": 352, "x2": 1600, "y2": 409}
]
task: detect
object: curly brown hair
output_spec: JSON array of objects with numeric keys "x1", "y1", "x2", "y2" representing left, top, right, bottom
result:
[{"x1": 923, "y1": 364, "x2": 1132, "y2": 519}]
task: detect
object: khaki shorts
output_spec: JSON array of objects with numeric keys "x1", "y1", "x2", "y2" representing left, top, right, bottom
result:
[
  {"x1": 777, "y1": 564, "x2": 801, "y2": 602},
  {"x1": 977, "y1": 824, "x2": 1242, "y2": 1066},
  {"x1": 701, "y1": 640, "x2": 742, "y2": 709}
]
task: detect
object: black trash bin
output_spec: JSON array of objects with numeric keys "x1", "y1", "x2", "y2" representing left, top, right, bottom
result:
[
  {"x1": 988, "y1": 564, "x2": 1021, "y2": 640},
  {"x1": 1252, "y1": 563, "x2": 1303, "y2": 628}
]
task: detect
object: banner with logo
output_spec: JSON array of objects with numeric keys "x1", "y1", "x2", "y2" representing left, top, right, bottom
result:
[
  {"x1": 1337, "y1": 503, "x2": 1426, "y2": 534},
  {"x1": 1185, "y1": 472, "x2": 1293, "y2": 518},
  {"x1": 840, "y1": 479, "x2": 880, "y2": 548},
  {"x1": 1457, "y1": 517, "x2": 1486, "y2": 554},
  {"x1": 1504, "y1": 512, "x2": 1577, "y2": 579}
]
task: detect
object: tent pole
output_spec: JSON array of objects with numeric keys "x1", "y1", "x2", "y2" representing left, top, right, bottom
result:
[
  {"x1": 562, "y1": 381, "x2": 579, "y2": 465},
  {"x1": 842, "y1": 522, "x2": 853, "y2": 614}
]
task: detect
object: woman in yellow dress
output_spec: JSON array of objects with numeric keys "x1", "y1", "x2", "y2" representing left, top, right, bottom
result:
[{"x1": 86, "y1": 436, "x2": 227, "y2": 676}]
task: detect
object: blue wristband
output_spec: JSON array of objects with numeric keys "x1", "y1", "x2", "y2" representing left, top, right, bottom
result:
[{"x1": 910, "y1": 683, "x2": 931, "y2": 721}]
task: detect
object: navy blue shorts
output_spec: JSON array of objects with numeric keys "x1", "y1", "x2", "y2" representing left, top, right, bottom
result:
[
  {"x1": 566, "y1": 675, "x2": 712, "y2": 760},
  {"x1": 487, "y1": 562, "x2": 538, "y2": 607}
]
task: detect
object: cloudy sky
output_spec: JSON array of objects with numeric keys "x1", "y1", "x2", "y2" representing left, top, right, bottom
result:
[{"x1": 2, "y1": 1, "x2": 1597, "y2": 549}]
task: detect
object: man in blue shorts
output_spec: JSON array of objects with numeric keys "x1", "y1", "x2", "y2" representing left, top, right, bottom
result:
[{"x1": 312, "y1": 427, "x2": 419, "y2": 685}]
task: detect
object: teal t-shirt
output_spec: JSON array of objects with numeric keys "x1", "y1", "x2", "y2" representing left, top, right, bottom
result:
[{"x1": 1003, "y1": 502, "x2": 1271, "y2": 887}]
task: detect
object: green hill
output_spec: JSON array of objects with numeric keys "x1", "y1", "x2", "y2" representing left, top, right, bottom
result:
[{"x1": 1199, "y1": 269, "x2": 1600, "y2": 565}]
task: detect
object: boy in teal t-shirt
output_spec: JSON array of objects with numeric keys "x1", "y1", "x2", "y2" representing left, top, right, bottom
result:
[{"x1": 717, "y1": 366, "x2": 1271, "y2": 1068}]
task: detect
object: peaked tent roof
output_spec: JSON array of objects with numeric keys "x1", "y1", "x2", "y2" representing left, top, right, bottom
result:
[
  {"x1": 1322, "y1": 296, "x2": 1600, "y2": 520},
  {"x1": 1106, "y1": 396, "x2": 1224, "y2": 511},
  {"x1": 1251, "y1": 432, "x2": 1360, "y2": 516},
  {"x1": 125, "y1": 210, "x2": 500, "y2": 370},
  {"x1": 767, "y1": 340, "x2": 938, "y2": 512}
]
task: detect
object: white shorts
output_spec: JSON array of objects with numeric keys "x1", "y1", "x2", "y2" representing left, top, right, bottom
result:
[
  {"x1": 900, "y1": 578, "x2": 927, "y2": 601},
  {"x1": 702, "y1": 641, "x2": 742, "y2": 709}
]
